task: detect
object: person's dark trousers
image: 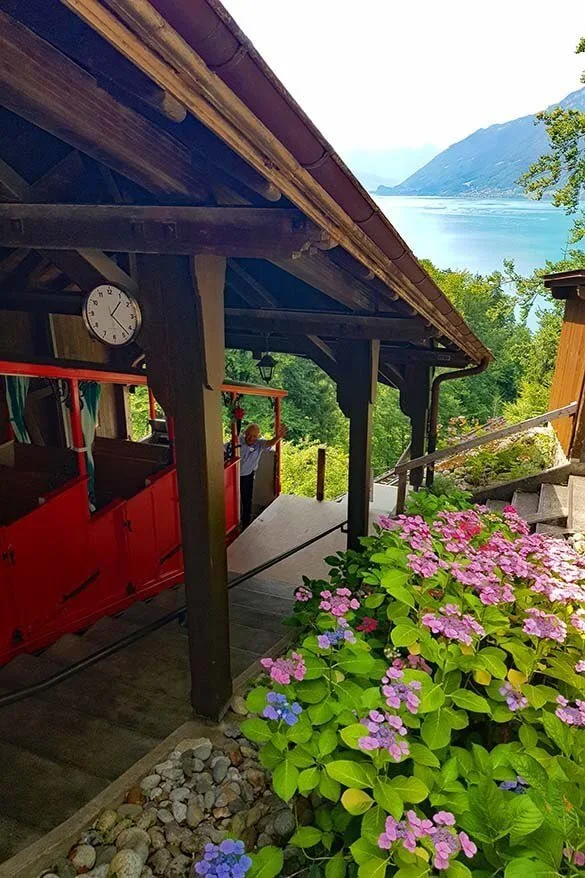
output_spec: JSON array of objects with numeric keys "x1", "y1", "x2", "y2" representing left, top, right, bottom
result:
[{"x1": 240, "y1": 472, "x2": 255, "y2": 529}]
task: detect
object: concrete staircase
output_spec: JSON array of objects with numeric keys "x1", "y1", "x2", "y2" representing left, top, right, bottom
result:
[{"x1": 484, "y1": 474, "x2": 585, "y2": 537}]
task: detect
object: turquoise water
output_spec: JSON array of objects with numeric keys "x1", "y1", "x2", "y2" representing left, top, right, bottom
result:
[{"x1": 373, "y1": 196, "x2": 582, "y2": 277}]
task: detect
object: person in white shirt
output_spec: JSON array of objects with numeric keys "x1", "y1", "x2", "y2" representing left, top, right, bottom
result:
[{"x1": 238, "y1": 422, "x2": 286, "y2": 528}]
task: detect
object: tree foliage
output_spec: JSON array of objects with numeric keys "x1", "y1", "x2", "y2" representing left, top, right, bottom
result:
[{"x1": 519, "y1": 37, "x2": 585, "y2": 240}]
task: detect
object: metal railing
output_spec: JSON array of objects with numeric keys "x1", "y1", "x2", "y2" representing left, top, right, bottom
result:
[{"x1": 392, "y1": 401, "x2": 578, "y2": 514}]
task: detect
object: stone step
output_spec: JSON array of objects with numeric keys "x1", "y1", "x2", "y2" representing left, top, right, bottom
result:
[
  {"x1": 0, "y1": 815, "x2": 41, "y2": 865},
  {"x1": 535, "y1": 523, "x2": 568, "y2": 535},
  {"x1": 567, "y1": 475, "x2": 585, "y2": 532},
  {"x1": 119, "y1": 600, "x2": 170, "y2": 626},
  {"x1": 537, "y1": 483, "x2": 568, "y2": 517},
  {"x1": 0, "y1": 652, "x2": 65, "y2": 692},
  {"x1": 0, "y1": 739, "x2": 106, "y2": 834},
  {"x1": 0, "y1": 694, "x2": 158, "y2": 781},
  {"x1": 149, "y1": 584, "x2": 185, "y2": 610},
  {"x1": 83, "y1": 614, "x2": 141, "y2": 647},
  {"x1": 43, "y1": 633, "x2": 100, "y2": 666},
  {"x1": 486, "y1": 499, "x2": 508, "y2": 513},
  {"x1": 511, "y1": 491, "x2": 539, "y2": 518}
]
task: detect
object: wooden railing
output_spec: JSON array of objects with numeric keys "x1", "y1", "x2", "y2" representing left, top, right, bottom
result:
[{"x1": 393, "y1": 401, "x2": 578, "y2": 513}]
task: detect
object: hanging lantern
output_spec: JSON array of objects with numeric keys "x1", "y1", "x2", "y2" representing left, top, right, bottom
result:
[{"x1": 256, "y1": 352, "x2": 276, "y2": 383}]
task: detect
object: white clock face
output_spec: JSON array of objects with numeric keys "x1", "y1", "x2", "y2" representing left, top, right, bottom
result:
[{"x1": 83, "y1": 285, "x2": 141, "y2": 347}]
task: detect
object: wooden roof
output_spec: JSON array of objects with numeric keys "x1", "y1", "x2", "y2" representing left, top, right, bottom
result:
[{"x1": 0, "y1": 0, "x2": 492, "y2": 389}]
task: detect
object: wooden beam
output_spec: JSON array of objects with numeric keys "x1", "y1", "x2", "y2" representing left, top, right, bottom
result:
[
  {"x1": 0, "y1": 290, "x2": 83, "y2": 314},
  {"x1": 0, "y1": 157, "x2": 30, "y2": 202},
  {"x1": 272, "y1": 251, "x2": 375, "y2": 311},
  {"x1": 0, "y1": 10, "x2": 208, "y2": 200},
  {"x1": 0, "y1": 204, "x2": 327, "y2": 258},
  {"x1": 136, "y1": 253, "x2": 232, "y2": 719},
  {"x1": 225, "y1": 308, "x2": 433, "y2": 341},
  {"x1": 400, "y1": 365, "x2": 431, "y2": 490},
  {"x1": 380, "y1": 345, "x2": 471, "y2": 367}
]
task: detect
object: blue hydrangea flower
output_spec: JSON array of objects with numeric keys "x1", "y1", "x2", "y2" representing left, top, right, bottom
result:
[
  {"x1": 193, "y1": 840, "x2": 252, "y2": 878},
  {"x1": 499, "y1": 776, "x2": 529, "y2": 795},
  {"x1": 262, "y1": 692, "x2": 302, "y2": 726}
]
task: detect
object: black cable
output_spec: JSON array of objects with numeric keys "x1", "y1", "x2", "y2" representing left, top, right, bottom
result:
[{"x1": 0, "y1": 518, "x2": 347, "y2": 707}]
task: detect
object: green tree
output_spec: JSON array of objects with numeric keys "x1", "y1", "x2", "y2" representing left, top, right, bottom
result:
[{"x1": 519, "y1": 37, "x2": 585, "y2": 240}]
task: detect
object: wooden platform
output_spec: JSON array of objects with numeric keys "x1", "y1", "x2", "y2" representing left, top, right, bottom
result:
[{"x1": 0, "y1": 576, "x2": 293, "y2": 864}]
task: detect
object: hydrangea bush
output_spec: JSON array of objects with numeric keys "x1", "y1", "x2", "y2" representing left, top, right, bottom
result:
[{"x1": 239, "y1": 497, "x2": 584, "y2": 878}]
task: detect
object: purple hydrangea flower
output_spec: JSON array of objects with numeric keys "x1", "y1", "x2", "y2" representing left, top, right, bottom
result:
[
  {"x1": 262, "y1": 692, "x2": 302, "y2": 726},
  {"x1": 421, "y1": 604, "x2": 485, "y2": 646},
  {"x1": 359, "y1": 709, "x2": 409, "y2": 761},
  {"x1": 378, "y1": 811, "x2": 476, "y2": 871},
  {"x1": 381, "y1": 667, "x2": 421, "y2": 714},
  {"x1": 193, "y1": 840, "x2": 252, "y2": 878},
  {"x1": 522, "y1": 608, "x2": 567, "y2": 643},
  {"x1": 556, "y1": 695, "x2": 585, "y2": 727},
  {"x1": 499, "y1": 682, "x2": 528, "y2": 712}
]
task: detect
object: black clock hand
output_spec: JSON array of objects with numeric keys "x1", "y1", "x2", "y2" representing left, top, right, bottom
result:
[
  {"x1": 110, "y1": 301, "x2": 121, "y2": 318},
  {"x1": 111, "y1": 313, "x2": 128, "y2": 332}
]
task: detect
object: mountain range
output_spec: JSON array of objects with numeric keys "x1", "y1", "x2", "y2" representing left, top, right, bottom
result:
[
  {"x1": 342, "y1": 145, "x2": 439, "y2": 191},
  {"x1": 376, "y1": 86, "x2": 585, "y2": 198}
]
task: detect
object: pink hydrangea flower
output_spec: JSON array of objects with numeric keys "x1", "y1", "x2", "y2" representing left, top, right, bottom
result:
[
  {"x1": 319, "y1": 588, "x2": 360, "y2": 617},
  {"x1": 381, "y1": 667, "x2": 421, "y2": 714},
  {"x1": 570, "y1": 610, "x2": 585, "y2": 633},
  {"x1": 575, "y1": 660, "x2": 585, "y2": 673},
  {"x1": 523, "y1": 608, "x2": 567, "y2": 643},
  {"x1": 564, "y1": 848, "x2": 585, "y2": 867},
  {"x1": 260, "y1": 652, "x2": 306, "y2": 684},
  {"x1": 378, "y1": 811, "x2": 476, "y2": 871},
  {"x1": 294, "y1": 584, "x2": 312, "y2": 602}
]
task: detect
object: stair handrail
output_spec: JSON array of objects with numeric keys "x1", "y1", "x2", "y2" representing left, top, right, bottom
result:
[{"x1": 394, "y1": 401, "x2": 578, "y2": 513}]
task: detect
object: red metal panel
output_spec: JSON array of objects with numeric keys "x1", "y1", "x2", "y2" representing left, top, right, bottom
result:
[
  {"x1": 0, "y1": 527, "x2": 18, "y2": 658},
  {"x1": 5, "y1": 478, "x2": 91, "y2": 645},
  {"x1": 224, "y1": 457, "x2": 239, "y2": 536},
  {"x1": 149, "y1": 468, "x2": 182, "y2": 578},
  {"x1": 125, "y1": 486, "x2": 159, "y2": 595}
]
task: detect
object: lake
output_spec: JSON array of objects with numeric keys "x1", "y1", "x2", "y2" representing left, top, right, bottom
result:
[{"x1": 373, "y1": 195, "x2": 583, "y2": 277}]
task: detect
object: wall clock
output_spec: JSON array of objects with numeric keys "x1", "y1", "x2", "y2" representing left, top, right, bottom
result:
[{"x1": 82, "y1": 284, "x2": 142, "y2": 347}]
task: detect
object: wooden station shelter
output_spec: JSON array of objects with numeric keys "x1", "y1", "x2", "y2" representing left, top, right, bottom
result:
[
  {"x1": 545, "y1": 270, "x2": 585, "y2": 460},
  {"x1": 0, "y1": 0, "x2": 491, "y2": 718}
]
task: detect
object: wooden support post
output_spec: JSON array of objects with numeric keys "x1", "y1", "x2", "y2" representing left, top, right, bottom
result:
[
  {"x1": 316, "y1": 445, "x2": 326, "y2": 502},
  {"x1": 400, "y1": 365, "x2": 431, "y2": 492},
  {"x1": 136, "y1": 253, "x2": 231, "y2": 719},
  {"x1": 274, "y1": 395, "x2": 282, "y2": 496},
  {"x1": 337, "y1": 340, "x2": 379, "y2": 550}
]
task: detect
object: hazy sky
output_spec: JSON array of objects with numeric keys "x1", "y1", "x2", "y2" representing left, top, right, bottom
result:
[{"x1": 222, "y1": 0, "x2": 584, "y2": 153}]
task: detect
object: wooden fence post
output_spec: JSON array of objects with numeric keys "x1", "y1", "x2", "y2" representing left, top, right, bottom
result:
[{"x1": 316, "y1": 445, "x2": 326, "y2": 501}]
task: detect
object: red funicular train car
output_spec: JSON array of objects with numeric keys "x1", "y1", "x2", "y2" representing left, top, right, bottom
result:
[{"x1": 0, "y1": 360, "x2": 286, "y2": 665}]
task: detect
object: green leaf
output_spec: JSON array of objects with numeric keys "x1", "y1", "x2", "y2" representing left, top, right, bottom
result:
[
  {"x1": 364, "y1": 592, "x2": 385, "y2": 609},
  {"x1": 272, "y1": 759, "x2": 299, "y2": 801},
  {"x1": 391, "y1": 623, "x2": 419, "y2": 648},
  {"x1": 303, "y1": 654, "x2": 329, "y2": 681},
  {"x1": 318, "y1": 727, "x2": 339, "y2": 757},
  {"x1": 248, "y1": 846, "x2": 284, "y2": 878},
  {"x1": 373, "y1": 778, "x2": 403, "y2": 818},
  {"x1": 241, "y1": 717, "x2": 273, "y2": 744},
  {"x1": 325, "y1": 760, "x2": 375, "y2": 789},
  {"x1": 361, "y1": 805, "x2": 387, "y2": 844},
  {"x1": 297, "y1": 678, "x2": 329, "y2": 704},
  {"x1": 475, "y1": 648, "x2": 507, "y2": 679},
  {"x1": 258, "y1": 742, "x2": 282, "y2": 770},
  {"x1": 325, "y1": 853, "x2": 347, "y2": 878},
  {"x1": 341, "y1": 788, "x2": 373, "y2": 815},
  {"x1": 358, "y1": 859, "x2": 387, "y2": 878},
  {"x1": 288, "y1": 746, "x2": 315, "y2": 769},
  {"x1": 504, "y1": 858, "x2": 557, "y2": 878},
  {"x1": 298, "y1": 767, "x2": 321, "y2": 796},
  {"x1": 319, "y1": 770, "x2": 341, "y2": 802},
  {"x1": 522, "y1": 684, "x2": 557, "y2": 709},
  {"x1": 409, "y1": 742, "x2": 440, "y2": 768},
  {"x1": 518, "y1": 725, "x2": 538, "y2": 749},
  {"x1": 418, "y1": 680, "x2": 446, "y2": 714},
  {"x1": 290, "y1": 826, "x2": 323, "y2": 848},
  {"x1": 508, "y1": 795, "x2": 545, "y2": 841},
  {"x1": 509, "y1": 754, "x2": 548, "y2": 794},
  {"x1": 350, "y1": 838, "x2": 381, "y2": 865},
  {"x1": 287, "y1": 715, "x2": 313, "y2": 744},
  {"x1": 246, "y1": 686, "x2": 270, "y2": 714},
  {"x1": 445, "y1": 863, "x2": 472, "y2": 878},
  {"x1": 541, "y1": 711, "x2": 573, "y2": 756},
  {"x1": 421, "y1": 710, "x2": 451, "y2": 749},
  {"x1": 390, "y1": 775, "x2": 429, "y2": 803},
  {"x1": 449, "y1": 689, "x2": 491, "y2": 713},
  {"x1": 309, "y1": 699, "x2": 336, "y2": 725},
  {"x1": 380, "y1": 569, "x2": 415, "y2": 607},
  {"x1": 336, "y1": 649, "x2": 375, "y2": 676},
  {"x1": 340, "y1": 723, "x2": 366, "y2": 750}
]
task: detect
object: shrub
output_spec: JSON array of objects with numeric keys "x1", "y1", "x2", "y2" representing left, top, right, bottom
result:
[
  {"x1": 281, "y1": 442, "x2": 349, "y2": 501},
  {"x1": 241, "y1": 498, "x2": 585, "y2": 877}
]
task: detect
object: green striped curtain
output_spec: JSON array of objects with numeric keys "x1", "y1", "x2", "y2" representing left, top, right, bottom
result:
[
  {"x1": 5, "y1": 376, "x2": 31, "y2": 443},
  {"x1": 79, "y1": 381, "x2": 101, "y2": 509}
]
